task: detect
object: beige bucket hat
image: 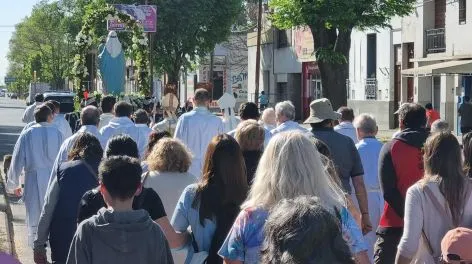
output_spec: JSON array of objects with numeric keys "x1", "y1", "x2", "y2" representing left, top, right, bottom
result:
[{"x1": 303, "y1": 98, "x2": 341, "y2": 124}]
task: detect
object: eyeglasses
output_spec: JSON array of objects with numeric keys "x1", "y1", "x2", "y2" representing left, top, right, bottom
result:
[{"x1": 440, "y1": 254, "x2": 472, "y2": 264}]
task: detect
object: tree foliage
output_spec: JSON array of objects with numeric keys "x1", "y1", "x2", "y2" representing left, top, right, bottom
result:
[{"x1": 269, "y1": 0, "x2": 416, "y2": 108}]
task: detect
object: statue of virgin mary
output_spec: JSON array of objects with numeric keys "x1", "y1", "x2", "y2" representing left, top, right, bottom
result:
[{"x1": 98, "y1": 31, "x2": 125, "y2": 94}]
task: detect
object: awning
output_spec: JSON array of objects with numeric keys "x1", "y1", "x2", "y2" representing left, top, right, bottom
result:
[{"x1": 401, "y1": 60, "x2": 472, "y2": 77}]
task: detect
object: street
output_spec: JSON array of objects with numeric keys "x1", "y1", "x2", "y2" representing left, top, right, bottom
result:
[{"x1": 0, "y1": 97, "x2": 33, "y2": 264}]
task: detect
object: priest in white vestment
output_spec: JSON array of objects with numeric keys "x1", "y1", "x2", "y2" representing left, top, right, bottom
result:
[
  {"x1": 134, "y1": 109, "x2": 153, "y2": 157},
  {"x1": 49, "y1": 100, "x2": 73, "y2": 139},
  {"x1": 7, "y1": 104, "x2": 63, "y2": 247},
  {"x1": 174, "y1": 88, "x2": 224, "y2": 178},
  {"x1": 46, "y1": 106, "x2": 105, "y2": 188},
  {"x1": 22, "y1": 94, "x2": 44, "y2": 123},
  {"x1": 98, "y1": 95, "x2": 116, "y2": 129},
  {"x1": 100, "y1": 101, "x2": 146, "y2": 158}
]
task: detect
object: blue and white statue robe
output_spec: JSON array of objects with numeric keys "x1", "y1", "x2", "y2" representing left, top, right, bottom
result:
[
  {"x1": 98, "y1": 43, "x2": 125, "y2": 95},
  {"x1": 7, "y1": 122, "x2": 63, "y2": 247}
]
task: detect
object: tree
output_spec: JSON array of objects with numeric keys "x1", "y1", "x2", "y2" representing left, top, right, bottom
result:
[{"x1": 269, "y1": 0, "x2": 416, "y2": 108}]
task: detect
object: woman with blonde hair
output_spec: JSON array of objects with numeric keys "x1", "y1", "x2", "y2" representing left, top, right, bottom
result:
[
  {"x1": 235, "y1": 120, "x2": 265, "y2": 185},
  {"x1": 219, "y1": 131, "x2": 369, "y2": 264}
]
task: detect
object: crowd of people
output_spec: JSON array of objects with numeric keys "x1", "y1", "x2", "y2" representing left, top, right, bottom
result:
[{"x1": 6, "y1": 88, "x2": 472, "y2": 264}]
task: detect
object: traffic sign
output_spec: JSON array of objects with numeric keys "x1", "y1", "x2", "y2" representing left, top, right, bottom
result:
[{"x1": 4, "y1": 77, "x2": 16, "y2": 84}]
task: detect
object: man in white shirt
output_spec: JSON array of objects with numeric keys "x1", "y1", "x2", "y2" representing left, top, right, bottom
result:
[
  {"x1": 174, "y1": 88, "x2": 224, "y2": 177},
  {"x1": 353, "y1": 114, "x2": 384, "y2": 261},
  {"x1": 8, "y1": 104, "x2": 63, "y2": 247},
  {"x1": 47, "y1": 106, "x2": 105, "y2": 188},
  {"x1": 228, "y1": 102, "x2": 272, "y2": 147},
  {"x1": 134, "y1": 109, "x2": 153, "y2": 157},
  {"x1": 152, "y1": 111, "x2": 177, "y2": 134},
  {"x1": 49, "y1": 100, "x2": 73, "y2": 139},
  {"x1": 22, "y1": 93, "x2": 44, "y2": 123},
  {"x1": 271, "y1": 100, "x2": 310, "y2": 136},
  {"x1": 334, "y1": 106, "x2": 358, "y2": 143},
  {"x1": 100, "y1": 101, "x2": 147, "y2": 158},
  {"x1": 98, "y1": 95, "x2": 116, "y2": 129}
]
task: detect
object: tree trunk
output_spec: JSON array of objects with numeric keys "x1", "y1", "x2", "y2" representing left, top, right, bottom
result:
[{"x1": 310, "y1": 26, "x2": 352, "y2": 110}]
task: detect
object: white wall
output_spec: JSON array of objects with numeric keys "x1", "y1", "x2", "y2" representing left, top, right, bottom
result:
[
  {"x1": 274, "y1": 47, "x2": 302, "y2": 74},
  {"x1": 446, "y1": 1, "x2": 472, "y2": 56},
  {"x1": 247, "y1": 44, "x2": 275, "y2": 102}
]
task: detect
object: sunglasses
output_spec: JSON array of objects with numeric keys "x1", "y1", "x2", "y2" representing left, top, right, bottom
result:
[{"x1": 440, "y1": 254, "x2": 472, "y2": 264}]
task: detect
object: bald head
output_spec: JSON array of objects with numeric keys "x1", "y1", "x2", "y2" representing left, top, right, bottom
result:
[{"x1": 81, "y1": 106, "x2": 100, "y2": 126}]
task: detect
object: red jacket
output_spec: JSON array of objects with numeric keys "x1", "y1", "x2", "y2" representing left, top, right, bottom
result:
[{"x1": 378, "y1": 129, "x2": 428, "y2": 233}]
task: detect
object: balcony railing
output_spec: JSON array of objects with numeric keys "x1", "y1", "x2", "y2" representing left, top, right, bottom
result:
[
  {"x1": 426, "y1": 28, "x2": 446, "y2": 54},
  {"x1": 365, "y1": 78, "x2": 378, "y2": 100}
]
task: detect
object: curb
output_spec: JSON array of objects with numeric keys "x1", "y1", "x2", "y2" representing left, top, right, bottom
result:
[{"x1": 0, "y1": 171, "x2": 16, "y2": 257}]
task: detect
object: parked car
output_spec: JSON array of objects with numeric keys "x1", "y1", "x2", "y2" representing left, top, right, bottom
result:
[
  {"x1": 10, "y1": 93, "x2": 18, "y2": 99},
  {"x1": 43, "y1": 92, "x2": 75, "y2": 114}
]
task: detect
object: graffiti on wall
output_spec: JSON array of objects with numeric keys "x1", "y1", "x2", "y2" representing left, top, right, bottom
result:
[{"x1": 232, "y1": 71, "x2": 248, "y2": 102}]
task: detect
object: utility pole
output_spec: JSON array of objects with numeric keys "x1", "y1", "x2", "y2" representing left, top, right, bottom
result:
[
  {"x1": 145, "y1": 0, "x2": 153, "y2": 97},
  {"x1": 254, "y1": 0, "x2": 263, "y2": 105},
  {"x1": 209, "y1": 50, "x2": 214, "y2": 100}
]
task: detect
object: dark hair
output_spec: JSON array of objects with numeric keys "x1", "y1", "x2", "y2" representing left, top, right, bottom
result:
[
  {"x1": 310, "y1": 119, "x2": 333, "y2": 130},
  {"x1": 105, "y1": 135, "x2": 139, "y2": 158},
  {"x1": 261, "y1": 196, "x2": 354, "y2": 264},
  {"x1": 425, "y1": 103, "x2": 433, "y2": 110},
  {"x1": 101, "y1": 95, "x2": 116, "y2": 113},
  {"x1": 337, "y1": 107, "x2": 354, "y2": 122},
  {"x1": 35, "y1": 93, "x2": 44, "y2": 102},
  {"x1": 99, "y1": 156, "x2": 142, "y2": 201},
  {"x1": 48, "y1": 100, "x2": 60, "y2": 113},
  {"x1": 239, "y1": 102, "x2": 260, "y2": 120},
  {"x1": 463, "y1": 132, "x2": 472, "y2": 178},
  {"x1": 465, "y1": 96, "x2": 471, "y2": 103},
  {"x1": 194, "y1": 88, "x2": 210, "y2": 104},
  {"x1": 192, "y1": 134, "x2": 248, "y2": 225},
  {"x1": 134, "y1": 109, "x2": 150, "y2": 125},
  {"x1": 68, "y1": 132, "x2": 103, "y2": 162},
  {"x1": 261, "y1": 91, "x2": 265, "y2": 95},
  {"x1": 44, "y1": 101, "x2": 56, "y2": 113},
  {"x1": 423, "y1": 133, "x2": 467, "y2": 226},
  {"x1": 34, "y1": 104, "x2": 52, "y2": 123},
  {"x1": 399, "y1": 103, "x2": 426, "y2": 129},
  {"x1": 81, "y1": 106, "x2": 100, "y2": 126},
  {"x1": 144, "y1": 131, "x2": 171, "y2": 159},
  {"x1": 114, "y1": 101, "x2": 133, "y2": 117}
]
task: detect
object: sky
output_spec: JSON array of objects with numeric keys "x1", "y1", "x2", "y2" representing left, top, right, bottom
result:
[{"x1": 0, "y1": 0, "x2": 40, "y2": 86}]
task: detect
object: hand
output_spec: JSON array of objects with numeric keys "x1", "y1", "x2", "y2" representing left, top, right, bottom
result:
[
  {"x1": 361, "y1": 214, "x2": 373, "y2": 235},
  {"x1": 14, "y1": 188, "x2": 22, "y2": 197},
  {"x1": 33, "y1": 250, "x2": 48, "y2": 264}
]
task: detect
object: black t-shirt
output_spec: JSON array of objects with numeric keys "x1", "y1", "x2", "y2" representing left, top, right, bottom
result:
[{"x1": 77, "y1": 187, "x2": 167, "y2": 223}]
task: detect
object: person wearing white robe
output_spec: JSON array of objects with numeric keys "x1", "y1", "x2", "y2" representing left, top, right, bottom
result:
[
  {"x1": 46, "y1": 106, "x2": 105, "y2": 188},
  {"x1": 98, "y1": 95, "x2": 116, "y2": 130},
  {"x1": 7, "y1": 104, "x2": 63, "y2": 247},
  {"x1": 352, "y1": 114, "x2": 384, "y2": 261},
  {"x1": 134, "y1": 109, "x2": 153, "y2": 158},
  {"x1": 100, "y1": 101, "x2": 146, "y2": 158},
  {"x1": 47, "y1": 100, "x2": 73, "y2": 139},
  {"x1": 174, "y1": 89, "x2": 224, "y2": 178},
  {"x1": 228, "y1": 102, "x2": 272, "y2": 147},
  {"x1": 271, "y1": 100, "x2": 310, "y2": 136},
  {"x1": 22, "y1": 94, "x2": 44, "y2": 124},
  {"x1": 152, "y1": 112, "x2": 177, "y2": 134}
]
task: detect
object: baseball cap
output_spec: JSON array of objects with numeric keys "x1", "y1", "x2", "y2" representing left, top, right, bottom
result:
[
  {"x1": 441, "y1": 227, "x2": 472, "y2": 263},
  {"x1": 304, "y1": 98, "x2": 341, "y2": 124}
]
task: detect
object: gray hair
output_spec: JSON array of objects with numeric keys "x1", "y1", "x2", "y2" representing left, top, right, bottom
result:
[
  {"x1": 275, "y1": 101, "x2": 296, "y2": 121},
  {"x1": 431, "y1": 119, "x2": 450, "y2": 133},
  {"x1": 353, "y1": 114, "x2": 377, "y2": 135},
  {"x1": 261, "y1": 108, "x2": 276, "y2": 125}
]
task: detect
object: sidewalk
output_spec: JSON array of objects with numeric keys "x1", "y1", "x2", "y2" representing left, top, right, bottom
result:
[{"x1": 0, "y1": 167, "x2": 16, "y2": 258}]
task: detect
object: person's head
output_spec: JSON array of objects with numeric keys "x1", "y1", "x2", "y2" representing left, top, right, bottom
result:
[
  {"x1": 275, "y1": 101, "x2": 296, "y2": 125},
  {"x1": 423, "y1": 132, "x2": 466, "y2": 226},
  {"x1": 101, "y1": 95, "x2": 116, "y2": 114},
  {"x1": 261, "y1": 108, "x2": 276, "y2": 126},
  {"x1": 235, "y1": 120, "x2": 265, "y2": 151},
  {"x1": 80, "y1": 106, "x2": 100, "y2": 126},
  {"x1": 261, "y1": 91, "x2": 265, "y2": 95},
  {"x1": 105, "y1": 135, "x2": 139, "y2": 158},
  {"x1": 48, "y1": 100, "x2": 60, "y2": 114},
  {"x1": 465, "y1": 96, "x2": 471, "y2": 103},
  {"x1": 194, "y1": 134, "x2": 248, "y2": 224},
  {"x1": 144, "y1": 131, "x2": 171, "y2": 159},
  {"x1": 67, "y1": 132, "x2": 103, "y2": 162},
  {"x1": 244, "y1": 131, "x2": 345, "y2": 210},
  {"x1": 353, "y1": 114, "x2": 378, "y2": 140},
  {"x1": 34, "y1": 104, "x2": 54, "y2": 123},
  {"x1": 34, "y1": 93, "x2": 44, "y2": 103},
  {"x1": 337, "y1": 107, "x2": 354, "y2": 123},
  {"x1": 113, "y1": 101, "x2": 133, "y2": 118},
  {"x1": 396, "y1": 103, "x2": 427, "y2": 130},
  {"x1": 261, "y1": 196, "x2": 354, "y2": 264},
  {"x1": 239, "y1": 102, "x2": 260, "y2": 121},
  {"x1": 425, "y1": 103, "x2": 433, "y2": 110},
  {"x1": 99, "y1": 156, "x2": 142, "y2": 205},
  {"x1": 431, "y1": 119, "x2": 450, "y2": 134},
  {"x1": 43, "y1": 101, "x2": 57, "y2": 115},
  {"x1": 304, "y1": 98, "x2": 341, "y2": 129},
  {"x1": 441, "y1": 228, "x2": 472, "y2": 264},
  {"x1": 193, "y1": 88, "x2": 211, "y2": 107},
  {"x1": 133, "y1": 109, "x2": 150, "y2": 125},
  {"x1": 147, "y1": 138, "x2": 192, "y2": 173}
]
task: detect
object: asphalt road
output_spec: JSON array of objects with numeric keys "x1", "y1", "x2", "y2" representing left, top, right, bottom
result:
[{"x1": 0, "y1": 97, "x2": 34, "y2": 264}]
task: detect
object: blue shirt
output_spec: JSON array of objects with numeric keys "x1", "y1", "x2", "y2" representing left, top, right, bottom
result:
[
  {"x1": 171, "y1": 184, "x2": 216, "y2": 264},
  {"x1": 356, "y1": 137, "x2": 383, "y2": 191}
]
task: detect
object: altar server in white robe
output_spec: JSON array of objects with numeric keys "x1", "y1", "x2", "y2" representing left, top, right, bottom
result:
[
  {"x1": 20, "y1": 101, "x2": 58, "y2": 136},
  {"x1": 49, "y1": 100, "x2": 73, "y2": 139},
  {"x1": 22, "y1": 94, "x2": 44, "y2": 124},
  {"x1": 133, "y1": 109, "x2": 153, "y2": 157},
  {"x1": 100, "y1": 101, "x2": 146, "y2": 157},
  {"x1": 7, "y1": 104, "x2": 63, "y2": 247},
  {"x1": 174, "y1": 88, "x2": 224, "y2": 178},
  {"x1": 46, "y1": 106, "x2": 105, "y2": 188}
]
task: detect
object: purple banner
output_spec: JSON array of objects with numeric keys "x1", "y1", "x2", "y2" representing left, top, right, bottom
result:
[{"x1": 108, "y1": 5, "x2": 157, "y2": 33}]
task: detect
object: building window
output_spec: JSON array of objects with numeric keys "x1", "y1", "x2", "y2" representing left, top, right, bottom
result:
[
  {"x1": 459, "y1": 0, "x2": 467, "y2": 24},
  {"x1": 277, "y1": 29, "x2": 292, "y2": 48}
]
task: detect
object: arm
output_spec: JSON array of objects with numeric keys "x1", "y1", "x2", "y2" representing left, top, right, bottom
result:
[
  {"x1": 395, "y1": 187, "x2": 423, "y2": 264},
  {"x1": 170, "y1": 187, "x2": 191, "y2": 247},
  {"x1": 156, "y1": 217, "x2": 188, "y2": 249},
  {"x1": 354, "y1": 251, "x2": 371, "y2": 264},
  {"x1": 7, "y1": 134, "x2": 26, "y2": 192},
  {"x1": 378, "y1": 143, "x2": 404, "y2": 218},
  {"x1": 66, "y1": 224, "x2": 91, "y2": 264},
  {"x1": 173, "y1": 116, "x2": 184, "y2": 139},
  {"x1": 350, "y1": 141, "x2": 371, "y2": 234}
]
